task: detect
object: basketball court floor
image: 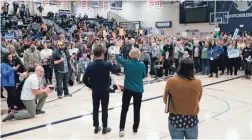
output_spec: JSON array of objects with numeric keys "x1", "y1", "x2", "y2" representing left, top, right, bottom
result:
[{"x1": 1, "y1": 73, "x2": 252, "y2": 139}]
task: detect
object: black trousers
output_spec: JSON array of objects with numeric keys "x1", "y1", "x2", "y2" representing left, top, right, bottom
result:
[
  {"x1": 43, "y1": 65, "x2": 53, "y2": 84},
  {"x1": 143, "y1": 61, "x2": 149, "y2": 77},
  {"x1": 210, "y1": 59, "x2": 219, "y2": 75},
  {"x1": 20, "y1": 11, "x2": 25, "y2": 18},
  {"x1": 4, "y1": 86, "x2": 16, "y2": 110},
  {"x1": 220, "y1": 55, "x2": 229, "y2": 73},
  {"x1": 164, "y1": 66, "x2": 176, "y2": 76},
  {"x1": 3, "y1": 11, "x2": 8, "y2": 17},
  {"x1": 92, "y1": 91, "x2": 109, "y2": 128},
  {"x1": 228, "y1": 58, "x2": 238, "y2": 76},
  {"x1": 175, "y1": 59, "x2": 179, "y2": 71},
  {"x1": 119, "y1": 88, "x2": 142, "y2": 130},
  {"x1": 244, "y1": 61, "x2": 252, "y2": 75},
  {"x1": 55, "y1": 71, "x2": 69, "y2": 96}
]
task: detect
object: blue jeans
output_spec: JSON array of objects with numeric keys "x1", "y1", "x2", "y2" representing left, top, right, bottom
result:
[
  {"x1": 169, "y1": 123, "x2": 198, "y2": 140},
  {"x1": 201, "y1": 59, "x2": 210, "y2": 75}
]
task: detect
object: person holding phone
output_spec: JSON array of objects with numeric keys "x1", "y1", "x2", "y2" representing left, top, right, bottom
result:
[
  {"x1": 51, "y1": 41, "x2": 71, "y2": 99},
  {"x1": 2, "y1": 66, "x2": 52, "y2": 122}
]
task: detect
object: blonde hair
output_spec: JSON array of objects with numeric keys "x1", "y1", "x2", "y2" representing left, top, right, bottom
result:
[{"x1": 129, "y1": 48, "x2": 141, "y2": 59}]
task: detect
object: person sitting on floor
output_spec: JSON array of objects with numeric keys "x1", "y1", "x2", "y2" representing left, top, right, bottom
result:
[
  {"x1": 2, "y1": 66, "x2": 52, "y2": 122},
  {"x1": 109, "y1": 73, "x2": 123, "y2": 93}
]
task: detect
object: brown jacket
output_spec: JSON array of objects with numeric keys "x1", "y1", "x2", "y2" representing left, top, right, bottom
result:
[{"x1": 163, "y1": 77, "x2": 202, "y2": 116}]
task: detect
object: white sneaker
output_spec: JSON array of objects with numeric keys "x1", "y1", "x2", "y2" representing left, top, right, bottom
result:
[{"x1": 119, "y1": 130, "x2": 125, "y2": 137}]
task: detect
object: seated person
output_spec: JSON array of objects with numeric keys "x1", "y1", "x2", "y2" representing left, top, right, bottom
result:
[
  {"x1": 2, "y1": 66, "x2": 52, "y2": 122},
  {"x1": 109, "y1": 73, "x2": 123, "y2": 93},
  {"x1": 162, "y1": 51, "x2": 176, "y2": 77},
  {"x1": 153, "y1": 57, "x2": 164, "y2": 79}
]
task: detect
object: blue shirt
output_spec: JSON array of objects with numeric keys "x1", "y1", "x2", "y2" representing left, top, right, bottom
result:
[{"x1": 115, "y1": 55, "x2": 146, "y2": 93}]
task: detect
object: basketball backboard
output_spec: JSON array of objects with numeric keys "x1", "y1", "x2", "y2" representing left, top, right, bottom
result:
[{"x1": 209, "y1": 11, "x2": 229, "y2": 25}]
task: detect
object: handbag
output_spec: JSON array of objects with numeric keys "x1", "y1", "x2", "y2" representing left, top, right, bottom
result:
[{"x1": 164, "y1": 92, "x2": 171, "y2": 113}]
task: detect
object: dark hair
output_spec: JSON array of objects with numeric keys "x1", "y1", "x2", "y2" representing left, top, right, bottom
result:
[
  {"x1": 177, "y1": 57, "x2": 195, "y2": 80},
  {"x1": 92, "y1": 44, "x2": 105, "y2": 57},
  {"x1": 2, "y1": 53, "x2": 12, "y2": 63}
]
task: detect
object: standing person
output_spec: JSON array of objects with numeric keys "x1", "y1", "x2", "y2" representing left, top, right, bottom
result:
[
  {"x1": 51, "y1": 41, "x2": 71, "y2": 99},
  {"x1": 1, "y1": 53, "x2": 18, "y2": 113},
  {"x1": 242, "y1": 41, "x2": 252, "y2": 79},
  {"x1": 115, "y1": 48, "x2": 146, "y2": 137},
  {"x1": 174, "y1": 41, "x2": 184, "y2": 70},
  {"x1": 83, "y1": 44, "x2": 118, "y2": 134},
  {"x1": 139, "y1": 40, "x2": 151, "y2": 77},
  {"x1": 227, "y1": 40, "x2": 240, "y2": 77},
  {"x1": 163, "y1": 57, "x2": 202, "y2": 140},
  {"x1": 2, "y1": 66, "x2": 52, "y2": 122},
  {"x1": 193, "y1": 41, "x2": 202, "y2": 73},
  {"x1": 208, "y1": 40, "x2": 224, "y2": 78},
  {"x1": 40, "y1": 43, "x2": 53, "y2": 84},
  {"x1": 23, "y1": 43, "x2": 41, "y2": 70},
  {"x1": 201, "y1": 41, "x2": 210, "y2": 75},
  {"x1": 219, "y1": 39, "x2": 229, "y2": 75},
  {"x1": 150, "y1": 43, "x2": 161, "y2": 76}
]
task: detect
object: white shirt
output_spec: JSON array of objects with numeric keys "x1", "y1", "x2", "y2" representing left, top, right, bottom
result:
[
  {"x1": 21, "y1": 73, "x2": 39, "y2": 100},
  {"x1": 68, "y1": 48, "x2": 79, "y2": 55},
  {"x1": 40, "y1": 48, "x2": 53, "y2": 59}
]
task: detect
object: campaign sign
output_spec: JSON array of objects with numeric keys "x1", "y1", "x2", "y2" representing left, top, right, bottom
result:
[
  {"x1": 228, "y1": 49, "x2": 240, "y2": 58},
  {"x1": 5, "y1": 33, "x2": 15, "y2": 40}
]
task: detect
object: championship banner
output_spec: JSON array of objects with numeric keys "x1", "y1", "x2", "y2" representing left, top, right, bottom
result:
[
  {"x1": 76, "y1": 1, "x2": 81, "y2": 7},
  {"x1": 42, "y1": 0, "x2": 49, "y2": 6},
  {"x1": 87, "y1": 1, "x2": 92, "y2": 9},
  {"x1": 82, "y1": 1, "x2": 87, "y2": 8},
  {"x1": 149, "y1": 0, "x2": 154, "y2": 8},
  {"x1": 104, "y1": 1, "x2": 108, "y2": 9},
  {"x1": 99, "y1": 1, "x2": 104, "y2": 10}
]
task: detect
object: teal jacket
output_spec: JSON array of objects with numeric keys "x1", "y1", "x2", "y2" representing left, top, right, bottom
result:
[{"x1": 115, "y1": 55, "x2": 146, "y2": 93}]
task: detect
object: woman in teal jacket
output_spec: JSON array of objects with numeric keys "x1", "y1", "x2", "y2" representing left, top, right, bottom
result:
[
  {"x1": 1, "y1": 53, "x2": 18, "y2": 113},
  {"x1": 115, "y1": 48, "x2": 146, "y2": 137}
]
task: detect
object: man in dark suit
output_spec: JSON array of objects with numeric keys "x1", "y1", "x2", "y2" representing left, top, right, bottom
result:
[{"x1": 83, "y1": 44, "x2": 118, "y2": 134}]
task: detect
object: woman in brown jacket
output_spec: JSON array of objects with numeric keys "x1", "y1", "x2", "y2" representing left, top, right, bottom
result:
[{"x1": 163, "y1": 57, "x2": 202, "y2": 139}]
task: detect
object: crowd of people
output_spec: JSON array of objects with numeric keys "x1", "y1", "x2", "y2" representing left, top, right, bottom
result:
[{"x1": 1, "y1": 9, "x2": 252, "y2": 139}]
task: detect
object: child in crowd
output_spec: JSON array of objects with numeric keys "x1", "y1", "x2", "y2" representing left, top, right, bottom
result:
[{"x1": 77, "y1": 52, "x2": 90, "y2": 83}]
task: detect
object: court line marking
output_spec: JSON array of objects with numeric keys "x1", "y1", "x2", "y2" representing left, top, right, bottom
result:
[{"x1": 0, "y1": 77, "x2": 242, "y2": 138}]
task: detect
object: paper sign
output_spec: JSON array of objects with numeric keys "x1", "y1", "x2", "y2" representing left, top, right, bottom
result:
[
  {"x1": 5, "y1": 33, "x2": 15, "y2": 40},
  {"x1": 161, "y1": 29, "x2": 164, "y2": 35},
  {"x1": 182, "y1": 32, "x2": 187, "y2": 37},
  {"x1": 232, "y1": 28, "x2": 239, "y2": 40},
  {"x1": 112, "y1": 32, "x2": 116, "y2": 40},
  {"x1": 119, "y1": 28, "x2": 124, "y2": 36},
  {"x1": 103, "y1": 30, "x2": 107, "y2": 36},
  {"x1": 228, "y1": 49, "x2": 240, "y2": 58},
  {"x1": 139, "y1": 30, "x2": 143, "y2": 35}
]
